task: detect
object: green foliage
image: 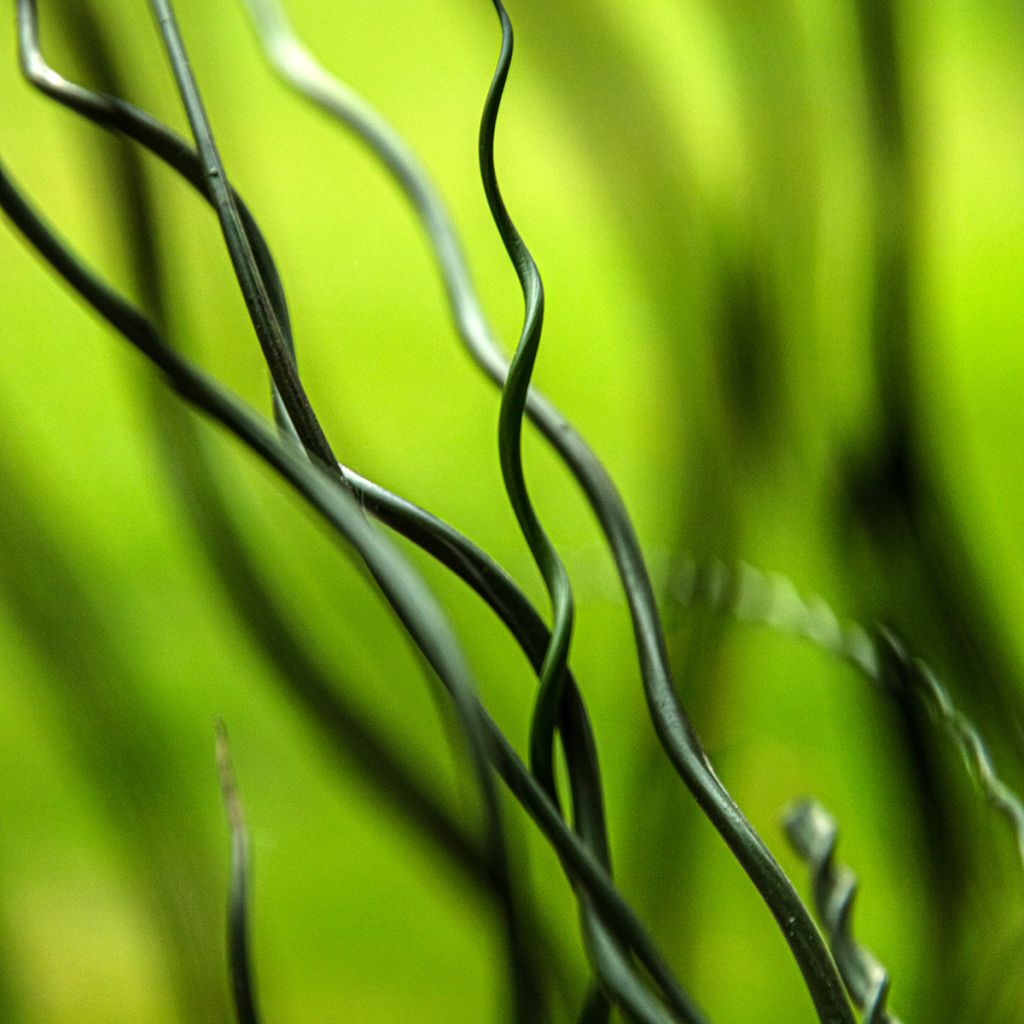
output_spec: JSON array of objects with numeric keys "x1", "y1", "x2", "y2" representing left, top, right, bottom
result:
[{"x1": 2, "y1": 1, "x2": 1023, "y2": 1021}]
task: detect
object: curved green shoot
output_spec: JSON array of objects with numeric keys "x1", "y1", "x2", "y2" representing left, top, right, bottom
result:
[
  {"x1": 147, "y1": 0, "x2": 341, "y2": 479},
  {"x1": 215, "y1": 720, "x2": 262, "y2": 1024},
  {"x1": 478, "y1": 0, "x2": 575, "y2": 810},
  {"x1": 0, "y1": 163, "x2": 702, "y2": 1022},
  {"x1": 229, "y1": 3, "x2": 856, "y2": 1015},
  {"x1": 785, "y1": 800, "x2": 901, "y2": 1024}
]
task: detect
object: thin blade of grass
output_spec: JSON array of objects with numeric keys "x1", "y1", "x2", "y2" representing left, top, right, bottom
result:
[
  {"x1": 146, "y1": 0, "x2": 340, "y2": 479},
  {"x1": 0, "y1": 161, "x2": 718, "y2": 1022},
  {"x1": 230, "y1": 4, "x2": 855, "y2": 1015},
  {"x1": 215, "y1": 720, "x2": 262, "y2": 1024},
  {"x1": 478, "y1": 0, "x2": 575, "y2": 811}
]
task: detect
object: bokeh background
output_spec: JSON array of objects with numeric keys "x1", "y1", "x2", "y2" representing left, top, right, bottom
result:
[{"x1": 2, "y1": 0, "x2": 1024, "y2": 1020}]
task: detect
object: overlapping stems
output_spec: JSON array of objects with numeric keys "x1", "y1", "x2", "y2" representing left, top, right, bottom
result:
[
  {"x1": 0, "y1": 162, "x2": 705, "y2": 1024},
  {"x1": 10, "y1": 6, "x2": 706, "y2": 1020},
  {"x1": 234, "y1": 1, "x2": 699, "y2": 1019},
  {"x1": 149, "y1": 0, "x2": 340, "y2": 479},
  {"x1": 232, "y1": 0, "x2": 856, "y2": 1020},
  {"x1": 148, "y1": 1, "x2": 546, "y2": 1018},
  {"x1": 478, "y1": 0, "x2": 576, "y2": 811},
  {"x1": 25, "y1": 0, "x2": 506, "y2": 1005},
  {"x1": 475, "y1": 9, "x2": 850, "y2": 1019},
  {"x1": 18, "y1": 0, "x2": 531, "y2": 1015},
  {"x1": 0, "y1": 157, "x2": 528, "y2": 1011}
]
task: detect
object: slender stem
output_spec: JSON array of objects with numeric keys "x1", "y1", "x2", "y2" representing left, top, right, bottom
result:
[
  {"x1": 215, "y1": 721, "x2": 262, "y2": 1024},
  {"x1": 0, "y1": 164, "x2": 700, "y2": 1023},
  {"x1": 478, "y1": 0, "x2": 576, "y2": 811},
  {"x1": 145, "y1": 0, "x2": 341, "y2": 479},
  {"x1": 233, "y1": 3, "x2": 855, "y2": 1016}
]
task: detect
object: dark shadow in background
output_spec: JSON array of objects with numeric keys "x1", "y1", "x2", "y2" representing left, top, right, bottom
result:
[
  {"x1": 516, "y1": 2, "x2": 1022, "y2": 1019},
  {"x1": 840, "y1": 3, "x2": 1024, "y2": 1016},
  {"x1": 0, "y1": 3, "x2": 229, "y2": 1019}
]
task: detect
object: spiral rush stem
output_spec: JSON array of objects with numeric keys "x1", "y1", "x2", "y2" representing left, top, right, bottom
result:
[{"x1": 784, "y1": 800, "x2": 901, "y2": 1024}]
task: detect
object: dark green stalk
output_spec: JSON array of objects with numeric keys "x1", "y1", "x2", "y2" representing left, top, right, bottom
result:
[
  {"x1": 0, "y1": 166, "x2": 702, "y2": 1023},
  {"x1": 232, "y1": 1, "x2": 853, "y2": 1015},
  {"x1": 479, "y1": 0, "x2": 576, "y2": 810},
  {"x1": 215, "y1": 721, "x2": 262, "y2": 1024},
  {"x1": 478, "y1": 14, "x2": 681, "y2": 1019},
  {"x1": 13, "y1": 14, "x2": 681, "y2": 1015},
  {"x1": 350, "y1": 473, "x2": 699, "y2": 1024},
  {"x1": 232, "y1": 5, "x2": 704, "y2": 1018},
  {"x1": 473, "y1": 7, "x2": 851, "y2": 1022},
  {"x1": 145, "y1": 0, "x2": 341, "y2": 479}
]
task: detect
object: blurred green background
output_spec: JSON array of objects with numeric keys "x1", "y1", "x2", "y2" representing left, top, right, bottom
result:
[{"x1": 2, "y1": 0, "x2": 1024, "y2": 1020}]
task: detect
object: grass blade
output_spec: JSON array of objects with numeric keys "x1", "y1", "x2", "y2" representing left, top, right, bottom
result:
[
  {"x1": 232, "y1": 4, "x2": 856, "y2": 1014},
  {"x1": 147, "y1": 0, "x2": 340, "y2": 478},
  {"x1": 478, "y1": 0, "x2": 576, "y2": 809},
  {"x1": 215, "y1": 721, "x2": 262, "y2": 1024},
  {"x1": 0, "y1": 161, "x2": 705, "y2": 1023}
]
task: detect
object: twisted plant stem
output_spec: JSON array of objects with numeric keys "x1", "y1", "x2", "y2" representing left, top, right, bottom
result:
[
  {"x1": 147, "y1": 0, "x2": 341, "y2": 479},
  {"x1": 14, "y1": 9, "x2": 694, "y2": 1011},
  {"x1": 670, "y1": 557, "x2": 1024, "y2": 872},
  {"x1": 479, "y1": 0, "x2": 575, "y2": 812},
  {"x1": 231, "y1": 3, "x2": 853, "y2": 1019},
  {"x1": 784, "y1": 800, "x2": 901, "y2": 1024},
  {"x1": 0, "y1": 163, "x2": 703, "y2": 1023},
  {"x1": 215, "y1": 721, "x2": 262, "y2": 1024}
]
